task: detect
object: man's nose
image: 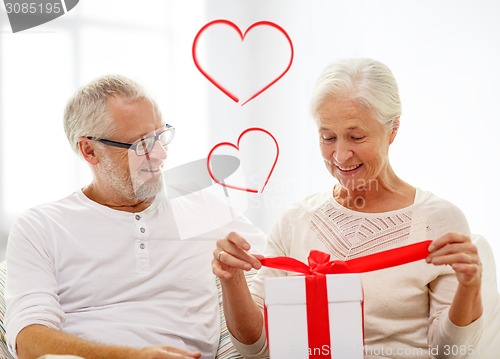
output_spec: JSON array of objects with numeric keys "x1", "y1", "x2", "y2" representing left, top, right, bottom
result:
[{"x1": 146, "y1": 140, "x2": 168, "y2": 160}]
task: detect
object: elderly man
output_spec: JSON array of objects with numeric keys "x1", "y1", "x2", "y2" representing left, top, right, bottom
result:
[{"x1": 4, "y1": 75, "x2": 263, "y2": 359}]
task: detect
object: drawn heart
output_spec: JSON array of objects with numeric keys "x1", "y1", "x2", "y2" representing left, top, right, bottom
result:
[
  {"x1": 192, "y1": 19, "x2": 294, "y2": 106},
  {"x1": 207, "y1": 128, "x2": 279, "y2": 193}
]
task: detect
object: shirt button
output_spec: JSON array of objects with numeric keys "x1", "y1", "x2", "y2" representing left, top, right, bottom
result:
[
  {"x1": 140, "y1": 243, "x2": 146, "y2": 249},
  {"x1": 135, "y1": 215, "x2": 141, "y2": 220},
  {"x1": 140, "y1": 227, "x2": 146, "y2": 233}
]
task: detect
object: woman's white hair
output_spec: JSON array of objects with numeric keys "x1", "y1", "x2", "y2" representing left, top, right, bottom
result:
[
  {"x1": 64, "y1": 75, "x2": 159, "y2": 155},
  {"x1": 310, "y1": 58, "x2": 401, "y2": 128}
]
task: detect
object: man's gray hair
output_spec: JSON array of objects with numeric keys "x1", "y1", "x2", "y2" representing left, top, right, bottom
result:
[
  {"x1": 310, "y1": 58, "x2": 401, "y2": 128},
  {"x1": 64, "y1": 75, "x2": 158, "y2": 155}
]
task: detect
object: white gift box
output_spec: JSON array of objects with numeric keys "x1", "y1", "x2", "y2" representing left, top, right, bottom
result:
[{"x1": 264, "y1": 273, "x2": 364, "y2": 359}]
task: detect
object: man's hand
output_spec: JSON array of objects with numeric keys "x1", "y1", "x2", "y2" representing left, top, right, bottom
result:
[{"x1": 137, "y1": 346, "x2": 201, "y2": 359}]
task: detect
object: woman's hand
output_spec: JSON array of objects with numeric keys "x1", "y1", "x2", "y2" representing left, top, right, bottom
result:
[
  {"x1": 426, "y1": 232, "x2": 482, "y2": 289},
  {"x1": 426, "y1": 232, "x2": 483, "y2": 325},
  {"x1": 212, "y1": 231, "x2": 263, "y2": 282}
]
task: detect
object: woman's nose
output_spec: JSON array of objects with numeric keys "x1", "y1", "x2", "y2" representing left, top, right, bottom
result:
[{"x1": 333, "y1": 142, "x2": 353, "y2": 163}]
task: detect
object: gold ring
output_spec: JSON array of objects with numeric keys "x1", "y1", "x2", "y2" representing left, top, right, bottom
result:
[{"x1": 218, "y1": 251, "x2": 225, "y2": 262}]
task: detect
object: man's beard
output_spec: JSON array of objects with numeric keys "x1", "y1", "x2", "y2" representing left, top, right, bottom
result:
[{"x1": 99, "y1": 152, "x2": 164, "y2": 201}]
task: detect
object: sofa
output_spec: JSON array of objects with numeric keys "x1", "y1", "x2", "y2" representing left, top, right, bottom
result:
[
  {"x1": 1, "y1": 234, "x2": 499, "y2": 359},
  {"x1": 0, "y1": 261, "x2": 252, "y2": 359}
]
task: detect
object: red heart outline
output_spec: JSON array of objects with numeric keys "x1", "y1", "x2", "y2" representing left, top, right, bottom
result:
[
  {"x1": 192, "y1": 19, "x2": 294, "y2": 106},
  {"x1": 207, "y1": 128, "x2": 279, "y2": 193}
]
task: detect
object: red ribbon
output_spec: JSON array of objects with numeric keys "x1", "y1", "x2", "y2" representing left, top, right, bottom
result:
[{"x1": 260, "y1": 240, "x2": 432, "y2": 359}]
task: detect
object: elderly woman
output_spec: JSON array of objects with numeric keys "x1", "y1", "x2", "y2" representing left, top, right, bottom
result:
[{"x1": 213, "y1": 58, "x2": 483, "y2": 359}]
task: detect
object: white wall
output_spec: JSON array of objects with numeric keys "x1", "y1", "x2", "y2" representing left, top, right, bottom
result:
[
  {"x1": 1, "y1": 0, "x2": 499, "y2": 285},
  {"x1": 202, "y1": 0, "x2": 500, "y2": 285}
]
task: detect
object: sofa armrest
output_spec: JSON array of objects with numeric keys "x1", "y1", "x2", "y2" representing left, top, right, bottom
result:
[{"x1": 0, "y1": 260, "x2": 15, "y2": 359}]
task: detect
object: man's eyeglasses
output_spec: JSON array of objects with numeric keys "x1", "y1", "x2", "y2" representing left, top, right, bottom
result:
[{"x1": 86, "y1": 124, "x2": 175, "y2": 156}]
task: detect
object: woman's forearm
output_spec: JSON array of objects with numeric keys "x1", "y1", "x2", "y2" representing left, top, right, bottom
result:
[
  {"x1": 448, "y1": 284, "x2": 483, "y2": 326},
  {"x1": 221, "y1": 272, "x2": 263, "y2": 344}
]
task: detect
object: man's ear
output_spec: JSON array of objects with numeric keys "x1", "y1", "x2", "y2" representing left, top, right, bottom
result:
[
  {"x1": 78, "y1": 137, "x2": 99, "y2": 165},
  {"x1": 389, "y1": 117, "x2": 400, "y2": 144}
]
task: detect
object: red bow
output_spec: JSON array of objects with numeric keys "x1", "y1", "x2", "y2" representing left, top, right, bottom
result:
[
  {"x1": 260, "y1": 240, "x2": 433, "y2": 275},
  {"x1": 261, "y1": 240, "x2": 432, "y2": 359}
]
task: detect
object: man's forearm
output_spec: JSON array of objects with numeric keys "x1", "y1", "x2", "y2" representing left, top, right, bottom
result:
[{"x1": 16, "y1": 324, "x2": 138, "y2": 359}]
